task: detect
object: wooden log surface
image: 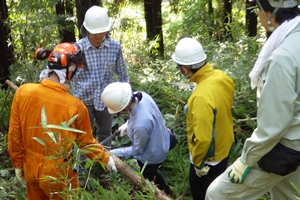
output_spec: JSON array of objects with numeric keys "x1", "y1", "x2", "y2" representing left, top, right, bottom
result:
[
  {"x1": 5, "y1": 79, "x2": 19, "y2": 90},
  {"x1": 111, "y1": 154, "x2": 171, "y2": 200},
  {"x1": 5, "y1": 79, "x2": 171, "y2": 200}
]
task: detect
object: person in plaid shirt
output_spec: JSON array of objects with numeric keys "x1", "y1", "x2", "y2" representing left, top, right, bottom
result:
[{"x1": 73, "y1": 6, "x2": 129, "y2": 143}]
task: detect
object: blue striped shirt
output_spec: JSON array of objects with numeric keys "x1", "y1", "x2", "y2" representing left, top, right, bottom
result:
[{"x1": 73, "y1": 35, "x2": 129, "y2": 111}]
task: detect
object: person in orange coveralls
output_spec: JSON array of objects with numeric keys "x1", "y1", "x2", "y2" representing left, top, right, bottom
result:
[{"x1": 8, "y1": 43, "x2": 117, "y2": 200}]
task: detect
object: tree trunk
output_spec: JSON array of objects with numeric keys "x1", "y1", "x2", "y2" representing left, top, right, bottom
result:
[
  {"x1": 207, "y1": 0, "x2": 213, "y2": 37},
  {"x1": 75, "y1": 0, "x2": 102, "y2": 39},
  {"x1": 56, "y1": 0, "x2": 76, "y2": 43},
  {"x1": 245, "y1": 0, "x2": 257, "y2": 37},
  {"x1": 0, "y1": 0, "x2": 14, "y2": 89},
  {"x1": 152, "y1": 0, "x2": 164, "y2": 58},
  {"x1": 223, "y1": 0, "x2": 232, "y2": 39},
  {"x1": 143, "y1": 0, "x2": 164, "y2": 58},
  {"x1": 144, "y1": 0, "x2": 154, "y2": 41}
]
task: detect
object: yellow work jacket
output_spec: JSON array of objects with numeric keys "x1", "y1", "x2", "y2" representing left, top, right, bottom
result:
[
  {"x1": 187, "y1": 63, "x2": 234, "y2": 168},
  {"x1": 8, "y1": 79, "x2": 109, "y2": 184}
]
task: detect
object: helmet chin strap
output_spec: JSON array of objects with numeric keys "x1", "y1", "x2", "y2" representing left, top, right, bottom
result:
[{"x1": 256, "y1": 0, "x2": 280, "y2": 32}]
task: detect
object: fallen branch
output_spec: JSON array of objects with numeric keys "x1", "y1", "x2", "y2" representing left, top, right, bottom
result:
[
  {"x1": 111, "y1": 154, "x2": 171, "y2": 200},
  {"x1": 237, "y1": 117, "x2": 257, "y2": 122},
  {"x1": 5, "y1": 79, "x2": 19, "y2": 90},
  {"x1": 5, "y1": 79, "x2": 171, "y2": 200}
]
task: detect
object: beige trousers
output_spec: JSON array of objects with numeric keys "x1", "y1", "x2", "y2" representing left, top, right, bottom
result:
[{"x1": 205, "y1": 163, "x2": 300, "y2": 200}]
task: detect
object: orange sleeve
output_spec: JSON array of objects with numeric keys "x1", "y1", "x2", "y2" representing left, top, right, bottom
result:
[{"x1": 8, "y1": 88, "x2": 24, "y2": 168}]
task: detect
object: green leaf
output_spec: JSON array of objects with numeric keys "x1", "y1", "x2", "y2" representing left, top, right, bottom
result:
[
  {"x1": 66, "y1": 115, "x2": 79, "y2": 127},
  {"x1": 60, "y1": 121, "x2": 67, "y2": 127},
  {"x1": 84, "y1": 159, "x2": 93, "y2": 169},
  {"x1": 41, "y1": 106, "x2": 47, "y2": 129},
  {"x1": 46, "y1": 124, "x2": 86, "y2": 133},
  {"x1": 44, "y1": 131, "x2": 57, "y2": 144},
  {"x1": 32, "y1": 137, "x2": 45, "y2": 146}
]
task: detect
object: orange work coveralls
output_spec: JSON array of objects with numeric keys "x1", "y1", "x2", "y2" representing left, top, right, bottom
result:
[{"x1": 8, "y1": 79, "x2": 110, "y2": 200}]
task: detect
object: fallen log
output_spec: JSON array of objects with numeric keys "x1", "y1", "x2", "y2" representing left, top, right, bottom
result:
[
  {"x1": 5, "y1": 79, "x2": 171, "y2": 200},
  {"x1": 111, "y1": 154, "x2": 171, "y2": 200},
  {"x1": 5, "y1": 79, "x2": 18, "y2": 90}
]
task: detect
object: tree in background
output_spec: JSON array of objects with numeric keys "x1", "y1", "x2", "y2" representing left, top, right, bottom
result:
[
  {"x1": 246, "y1": 0, "x2": 258, "y2": 37},
  {"x1": 56, "y1": 0, "x2": 76, "y2": 42},
  {"x1": 223, "y1": 0, "x2": 232, "y2": 39},
  {"x1": 0, "y1": 0, "x2": 14, "y2": 89},
  {"x1": 75, "y1": 0, "x2": 102, "y2": 39},
  {"x1": 144, "y1": 0, "x2": 164, "y2": 58}
]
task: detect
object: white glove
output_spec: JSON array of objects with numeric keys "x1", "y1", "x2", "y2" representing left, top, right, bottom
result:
[
  {"x1": 118, "y1": 121, "x2": 128, "y2": 137},
  {"x1": 15, "y1": 168, "x2": 25, "y2": 182},
  {"x1": 106, "y1": 156, "x2": 118, "y2": 172},
  {"x1": 228, "y1": 157, "x2": 251, "y2": 184},
  {"x1": 194, "y1": 166, "x2": 210, "y2": 177}
]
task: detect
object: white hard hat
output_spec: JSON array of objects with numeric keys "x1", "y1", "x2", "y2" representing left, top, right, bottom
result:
[
  {"x1": 172, "y1": 37, "x2": 207, "y2": 66},
  {"x1": 83, "y1": 6, "x2": 111, "y2": 34},
  {"x1": 268, "y1": 0, "x2": 299, "y2": 8},
  {"x1": 101, "y1": 82, "x2": 132, "y2": 114}
]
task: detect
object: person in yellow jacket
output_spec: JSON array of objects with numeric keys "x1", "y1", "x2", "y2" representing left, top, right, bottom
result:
[
  {"x1": 171, "y1": 37, "x2": 234, "y2": 200},
  {"x1": 8, "y1": 43, "x2": 117, "y2": 200}
]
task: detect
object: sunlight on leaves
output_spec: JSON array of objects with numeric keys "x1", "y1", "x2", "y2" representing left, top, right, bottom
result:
[
  {"x1": 32, "y1": 137, "x2": 45, "y2": 146},
  {"x1": 61, "y1": 121, "x2": 67, "y2": 127},
  {"x1": 66, "y1": 115, "x2": 79, "y2": 127},
  {"x1": 41, "y1": 106, "x2": 47, "y2": 129},
  {"x1": 44, "y1": 131, "x2": 57, "y2": 144},
  {"x1": 46, "y1": 125, "x2": 86, "y2": 133},
  {"x1": 290, "y1": 181, "x2": 300, "y2": 199}
]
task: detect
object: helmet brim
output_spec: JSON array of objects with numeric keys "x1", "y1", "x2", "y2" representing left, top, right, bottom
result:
[{"x1": 83, "y1": 22, "x2": 111, "y2": 34}]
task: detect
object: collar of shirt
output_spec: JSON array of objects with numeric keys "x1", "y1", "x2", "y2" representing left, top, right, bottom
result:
[
  {"x1": 84, "y1": 35, "x2": 111, "y2": 51},
  {"x1": 41, "y1": 79, "x2": 69, "y2": 92}
]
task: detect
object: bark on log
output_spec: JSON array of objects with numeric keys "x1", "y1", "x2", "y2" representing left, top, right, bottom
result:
[
  {"x1": 5, "y1": 79, "x2": 171, "y2": 200},
  {"x1": 111, "y1": 154, "x2": 171, "y2": 200},
  {"x1": 5, "y1": 79, "x2": 18, "y2": 90}
]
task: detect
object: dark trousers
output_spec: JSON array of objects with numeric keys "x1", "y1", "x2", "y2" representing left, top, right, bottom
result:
[
  {"x1": 86, "y1": 105, "x2": 112, "y2": 143},
  {"x1": 189, "y1": 156, "x2": 229, "y2": 200},
  {"x1": 77, "y1": 106, "x2": 112, "y2": 185},
  {"x1": 137, "y1": 160, "x2": 168, "y2": 191}
]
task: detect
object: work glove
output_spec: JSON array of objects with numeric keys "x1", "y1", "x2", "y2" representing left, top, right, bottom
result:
[
  {"x1": 228, "y1": 157, "x2": 251, "y2": 184},
  {"x1": 118, "y1": 121, "x2": 128, "y2": 137},
  {"x1": 106, "y1": 156, "x2": 118, "y2": 172},
  {"x1": 194, "y1": 166, "x2": 210, "y2": 177},
  {"x1": 15, "y1": 168, "x2": 25, "y2": 182}
]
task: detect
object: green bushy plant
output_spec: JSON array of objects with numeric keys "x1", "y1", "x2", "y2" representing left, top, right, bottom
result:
[{"x1": 0, "y1": 88, "x2": 14, "y2": 132}]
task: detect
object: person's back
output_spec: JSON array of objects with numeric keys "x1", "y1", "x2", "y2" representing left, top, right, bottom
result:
[
  {"x1": 9, "y1": 80, "x2": 92, "y2": 195},
  {"x1": 128, "y1": 91, "x2": 170, "y2": 164},
  {"x1": 172, "y1": 37, "x2": 234, "y2": 200},
  {"x1": 101, "y1": 82, "x2": 173, "y2": 196},
  {"x1": 13, "y1": 80, "x2": 92, "y2": 155},
  {"x1": 8, "y1": 43, "x2": 117, "y2": 200},
  {"x1": 188, "y1": 66, "x2": 234, "y2": 161}
]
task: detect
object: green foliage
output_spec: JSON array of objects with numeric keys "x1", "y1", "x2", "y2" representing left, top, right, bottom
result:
[
  {"x1": 7, "y1": 0, "x2": 66, "y2": 84},
  {"x1": 228, "y1": 138, "x2": 243, "y2": 166},
  {"x1": 164, "y1": 138, "x2": 191, "y2": 198},
  {"x1": 0, "y1": 176, "x2": 26, "y2": 200},
  {"x1": 291, "y1": 181, "x2": 300, "y2": 199},
  {"x1": 0, "y1": 88, "x2": 14, "y2": 132}
]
